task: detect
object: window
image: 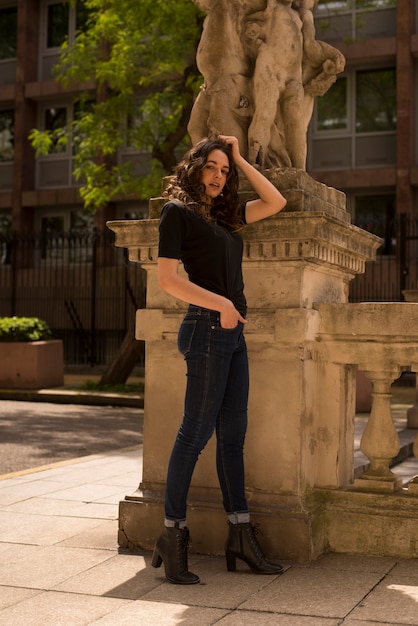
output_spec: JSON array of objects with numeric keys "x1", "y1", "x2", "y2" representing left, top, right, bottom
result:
[
  {"x1": 316, "y1": 68, "x2": 396, "y2": 134},
  {"x1": 0, "y1": 6, "x2": 17, "y2": 60},
  {"x1": 317, "y1": 77, "x2": 347, "y2": 131},
  {"x1": 72, "y1": 98, "x2": 94, "y2": 156},
  {"x1": 0, "y1": 214, "x2": 11, "y2": 265},
  {"x1": 41, "y1": 215, "x2": 65, "y2": 235},
  {"x1": 44, "y1": 106, "x2": 68, "y2": 153},
  {"x1": 315, "y1": 0, "x2": 397, "y2": 41},
  {"x1": 309, "y1": 68, "x2": 396, "y2": 170},
  {"x1": 75, "y1": 0, "x2": 90, "y2": 33},
  {"x1": 36, "y1": 102, "x2": 97, "y2": 188},
  {"x1": 0, "y1": 110, "x2": 14, "y2": 162},
  {"x1": 44, "y1": 0, "x2": 89, "y2": 49},
  {"x1": 46, "y1": 2, "x2": 70, "y2": 48},
  {"x1": 38, "y1": 211, "x2": 94, "y2": 264},
  {"x1": 36, "y1": 104, "x2": 71, "y2": 188},
  {"x1": 41, "y1": 1, "x2": 91, "y2": 79},
  {"x1": 356, "y1": 69, "x2": 396, "y2": 132},
  {"x1": 317, "y1": 0, "x2": 396, "y2": 9},
  {"x1": 41, "y1": 215, "x2": 65, "y2": 261}
]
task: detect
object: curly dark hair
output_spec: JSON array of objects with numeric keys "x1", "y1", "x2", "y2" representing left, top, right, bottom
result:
[{"x1": 163, "y1": 137, "x2": 243, "y2": 232}]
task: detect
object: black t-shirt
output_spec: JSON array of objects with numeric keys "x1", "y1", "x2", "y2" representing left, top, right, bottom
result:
[{"x1": 158, "y1": 200, "x2": 247, "y2": 316}]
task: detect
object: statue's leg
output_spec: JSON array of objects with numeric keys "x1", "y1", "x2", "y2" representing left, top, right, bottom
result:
[
  {"x1": 248, "y1": 60, "x2": 283, "y2": 166},
  {"x1": 211, "y1": 110, "x2": 249, "y2": 158},
  {"x1": 188, "y1": 88, "x2": 211, "y2": 144},
  {"x1": 207, "y1": 75, "x2": 252, "y2": 155},
  {"x1": 268, "y1": 117, "x2": 292, "y2": 168},
  {"x1": 280, "y1": 80, "x2": 306, "y2": 169}
]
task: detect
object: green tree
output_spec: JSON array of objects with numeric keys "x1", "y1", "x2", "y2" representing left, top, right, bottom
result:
[{"x1": 30, "y1": 0, "x2": 204, "y2": 210}]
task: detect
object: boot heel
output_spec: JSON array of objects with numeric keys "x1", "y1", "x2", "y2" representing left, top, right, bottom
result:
[
  {"x1": 225, "y1": 551, "x2": 237, "y2": 572},
  {"x1": 151, "y1": 549, "x2": 162, "y2": 569}
]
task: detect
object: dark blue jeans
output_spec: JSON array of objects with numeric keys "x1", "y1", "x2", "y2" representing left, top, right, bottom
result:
[{"x1": 165, "y1": 305, "x2": 249, "y2": 523}]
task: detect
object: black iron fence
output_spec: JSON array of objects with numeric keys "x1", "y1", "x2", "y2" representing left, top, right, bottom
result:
[
  {"x1": 349, "y1": 214, "x2": 418, "y2": 303},
  {"x1": 0, "y1": 228, "x2": 146, "y2": 367}
]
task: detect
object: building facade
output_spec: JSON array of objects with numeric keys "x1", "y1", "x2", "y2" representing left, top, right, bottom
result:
[
  {"x1": 0, "y1": 1, "x2": 414, "y2": 300},
  {"x1": 0, "y1": 0, "x2": 149, "y2": 241},
  {"x1": 307, "y1": 0, "x2": 414, "y2": 300}
]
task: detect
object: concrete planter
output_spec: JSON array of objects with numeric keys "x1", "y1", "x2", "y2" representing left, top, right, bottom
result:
[{"x1": 0, "y1": 340, "x2": 64, "y2": 389}]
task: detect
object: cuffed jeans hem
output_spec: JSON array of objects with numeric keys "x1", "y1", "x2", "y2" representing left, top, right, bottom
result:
[
  {"x1": 227, "y1": 511, "x2": 251, "y2": 524},
  {"x1": 164, "y1": 518, "x2": 187, "y2": 529}
]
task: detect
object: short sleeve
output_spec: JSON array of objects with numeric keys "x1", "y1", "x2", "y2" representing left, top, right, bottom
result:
[
  {"x1": 239, "y1": 202, "x2": 247, "y2": 225},
  {"x1": 158, "y1": 202, "x2": 186, "y2": 259}
]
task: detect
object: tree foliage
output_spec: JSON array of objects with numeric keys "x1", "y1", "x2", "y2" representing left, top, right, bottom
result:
[{"x1": 30, "y1": 0, "x2": 204, "y2": 210}]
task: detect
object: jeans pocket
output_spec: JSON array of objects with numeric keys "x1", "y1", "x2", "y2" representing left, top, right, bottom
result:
[
  {"x1": 211, "y1": 317, "x2": 240, "y2": 333},
  {"x1": 178, "y1": 319, "x2": 197, "y2": 356}
]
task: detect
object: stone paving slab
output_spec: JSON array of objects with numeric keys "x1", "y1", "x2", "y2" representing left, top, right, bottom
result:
[
  {"x1": 54, "y1": 553, "x2": 162, "y2": 599},
  {"x1": 0, "y1": 591, "x2": 129, "y2": 626},
  {"x1": 32, "y1": 481, "x2": 128, "y2": 503},
  {"x1": 2, "y1": 495, "x2": 118, "y2": 518},
  {"x1": 57, "y1": 519, "x2": 119, "y2": 550},
  {"x1": 238, "y1": 566, "x2": 387, "y2": 619},
  {"x1": 0, "y1": 545, "x2": 114, "y2": 589},
  {"x1": 90, "y1": 600, "x2": 230, "y2": 626},
  {"x1": 142, "y1": 554, "x2": 284, "y2": 610},
  {"x1": 0, "y1": 478, "x2": 72, "y2": 506},
  {"x1": 349, "y1": 571, "x2": 418, "y2": 625},
  {"x1": 303, "y1": 552, "x2": 397, "y2": 574},
  {"x1": 0, "y1": 586, "x2": 41, "y2": 612},
  {"x1": 0, "y1": 510, "x2": 105, "y2": 544}
]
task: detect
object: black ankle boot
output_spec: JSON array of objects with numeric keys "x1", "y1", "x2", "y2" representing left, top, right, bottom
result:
[
  {"x1": 151, "y1": 526, "x2": 200, "y2": 585},
  {"x1": 225, "y1": 521, "x2": 284, "y2": 575}
]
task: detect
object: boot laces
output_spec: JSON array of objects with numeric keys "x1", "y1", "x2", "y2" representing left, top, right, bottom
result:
[
  {"x1": 176, "y1": 530, "x2": 191, "y2": 570},
  {"x1": 247, "y1": 523, "x2": 265, "y2": 558}
]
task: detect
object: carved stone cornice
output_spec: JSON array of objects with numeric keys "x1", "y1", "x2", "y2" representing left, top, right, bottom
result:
[
  {"x1": 108, "y1": 168, "x2": 381, "y2": 272},
  {"x1": 107, "y1": 211, "x2": 381, "y2": 275}
]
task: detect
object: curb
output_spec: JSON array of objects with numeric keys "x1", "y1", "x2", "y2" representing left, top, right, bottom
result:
[
  {"x1": 0, "y1": 444, "x2": 141, "y2": 481},
  {"x1": 0, "y1": 389, "x2": 144, "y2": 408}
]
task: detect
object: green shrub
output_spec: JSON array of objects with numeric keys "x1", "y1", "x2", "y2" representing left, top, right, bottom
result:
[{"x1": 0, "y1": 317, "x2": 52, "y2": 342}]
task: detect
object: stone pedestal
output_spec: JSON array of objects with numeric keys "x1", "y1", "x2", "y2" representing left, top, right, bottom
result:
[{"x1": 108, "y1": 169, "x2": 381, "y2": 562}]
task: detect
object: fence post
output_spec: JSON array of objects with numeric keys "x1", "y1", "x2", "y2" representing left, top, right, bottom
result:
[
  {"x1": 10, "y1": 231, "x2": 17, "y2": 316},
  {"x1": 90, "y1": 227, "x2": 98, "y2": 366},
  {"x1": 399, "y1": 213, "x2": 407, "y2": 299}
]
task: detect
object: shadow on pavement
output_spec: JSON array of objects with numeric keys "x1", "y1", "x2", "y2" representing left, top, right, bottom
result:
[{"x1": 0, "y1": 400, "x2": 143, "y2": 474}]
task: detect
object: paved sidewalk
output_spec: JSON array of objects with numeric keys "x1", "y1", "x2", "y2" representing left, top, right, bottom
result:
[{"x1": 1, "y1": 445, "x2": 418, "y2": 626}]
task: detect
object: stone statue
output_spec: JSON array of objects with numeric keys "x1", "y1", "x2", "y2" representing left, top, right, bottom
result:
[
  {"x1": 188, "y1": 0, "x2": 263, "y2": 158},
  {"x1": 188, "y1": 0, "x2": 345, "y2": 170}
]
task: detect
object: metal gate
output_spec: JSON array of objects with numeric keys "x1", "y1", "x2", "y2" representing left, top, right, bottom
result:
[
  {"x1": 0, "y1": 228, "x2": 146, "y2": 367},
  {"x1": 349, "y1": 214, "x2": 418, "y2": 303}
]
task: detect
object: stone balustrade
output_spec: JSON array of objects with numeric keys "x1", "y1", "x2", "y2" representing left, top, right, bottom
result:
[{"x1": 314, "y1": 302, "x2": 418, "y2": 495}]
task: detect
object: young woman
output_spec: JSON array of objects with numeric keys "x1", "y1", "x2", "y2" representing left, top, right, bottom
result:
[{"x1": 151, "y1": 135, "x2": 287, "y2": 585}]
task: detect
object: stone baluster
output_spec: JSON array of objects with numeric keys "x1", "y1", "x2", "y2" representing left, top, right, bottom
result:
[
  {"x1": 406, "y1": 362, "x2": 418, "y2": 494},
  {"x1": 354, "y1": 369, "x2": 403, "y2": 492},
  {"x1": 402, "y1": 293, "x2": 418, "y2": 428}
]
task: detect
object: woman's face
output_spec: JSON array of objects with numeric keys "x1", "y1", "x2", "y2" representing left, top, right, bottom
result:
[{"x1": 199, "y1": 149, "x2": 230, "y2": 202}]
